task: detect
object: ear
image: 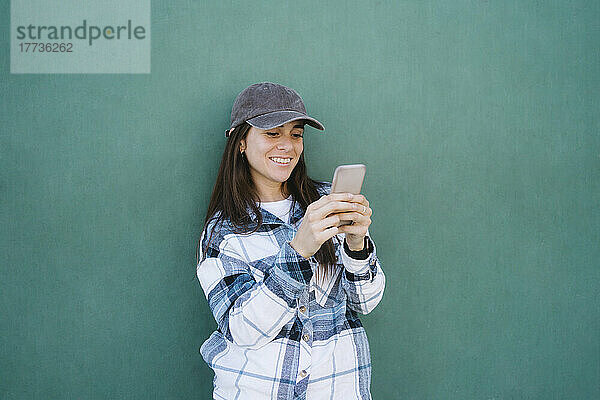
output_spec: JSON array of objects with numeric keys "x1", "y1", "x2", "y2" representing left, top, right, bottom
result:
[{"x1": 239, "y1": 139, "x2": 246, "y2": 153}]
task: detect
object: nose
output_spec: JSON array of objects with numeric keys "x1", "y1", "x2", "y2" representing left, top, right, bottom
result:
[{"x1": 276, "y1": 135, "x2": 293, "y2": 151}]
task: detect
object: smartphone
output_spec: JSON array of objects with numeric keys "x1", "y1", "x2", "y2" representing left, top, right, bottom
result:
[{"x1": 331, "y1": 164, "x2": 366, "y2": 226}]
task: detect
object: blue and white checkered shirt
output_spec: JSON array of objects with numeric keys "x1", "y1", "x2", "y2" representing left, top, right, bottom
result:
[{"x1": 197, "y1": 183, "x2": 385, "y2": 399}]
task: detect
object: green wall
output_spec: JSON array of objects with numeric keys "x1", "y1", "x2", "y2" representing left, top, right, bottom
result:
[{"x1": 2, "y1": 1, "x2": 598, "y2": 398}]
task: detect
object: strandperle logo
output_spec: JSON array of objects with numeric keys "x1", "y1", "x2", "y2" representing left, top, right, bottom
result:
[
  {"x1": 15, "y1": 19, "x2": 147, "y2": 46},
  {"x1": 11, "y1": 0, "x2": 150, "y2": 74}
]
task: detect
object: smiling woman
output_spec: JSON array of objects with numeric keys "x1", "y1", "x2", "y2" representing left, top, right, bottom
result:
[{"x1": 195, "y1": 82, "x2": 385, "y2": 399}]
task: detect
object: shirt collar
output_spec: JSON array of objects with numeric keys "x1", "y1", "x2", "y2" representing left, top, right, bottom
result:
[{"x1": 247, "y1": 197, "x2": 304, "y2": 226}]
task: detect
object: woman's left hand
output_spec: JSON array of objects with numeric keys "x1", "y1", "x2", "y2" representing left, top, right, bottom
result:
[{"x1": 334, "y1": 194, "x2": 373, "y2": 250}]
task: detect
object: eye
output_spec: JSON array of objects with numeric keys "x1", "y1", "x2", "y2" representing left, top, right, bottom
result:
[
  {"x1": 292, "y1": 133, "x2": 304, "y2": 138},
  {"x1": 265, "y1": 131, "x2": 279, "y2": 137}
]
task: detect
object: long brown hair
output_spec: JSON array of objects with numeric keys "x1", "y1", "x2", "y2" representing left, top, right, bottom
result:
[{"x1": 196, "y1": 122, "x2": 337, "y2": 284}]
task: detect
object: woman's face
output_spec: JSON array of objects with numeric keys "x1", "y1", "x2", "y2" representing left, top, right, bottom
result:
[{"x1": 240, "y1": 120, "x2": 305, "y2": 193}]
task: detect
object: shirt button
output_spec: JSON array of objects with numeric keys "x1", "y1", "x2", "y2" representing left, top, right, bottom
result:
[
  {"x1": 302, "y1": 333, "x2": 310, "y2": 342},
  {"x1": 299, "y1": 306, "x2": 306, "y2": 314},
  {"x1": 299, "y1": 370, "x2": 307, "y2": 378}
]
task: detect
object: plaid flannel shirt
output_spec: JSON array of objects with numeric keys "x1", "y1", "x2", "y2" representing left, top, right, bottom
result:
[{"x1": 197, "y1": 183, "x2": 385, "y2": 399}]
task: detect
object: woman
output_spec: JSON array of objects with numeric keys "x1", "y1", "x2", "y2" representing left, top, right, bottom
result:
[{"x1": 196, "y1": 82, "x2": 385, "y2": 399}]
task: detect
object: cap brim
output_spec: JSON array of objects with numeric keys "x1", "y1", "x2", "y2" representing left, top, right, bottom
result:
[{"x1": 246, "y1": 110, "x2": 324, "y2": 131}]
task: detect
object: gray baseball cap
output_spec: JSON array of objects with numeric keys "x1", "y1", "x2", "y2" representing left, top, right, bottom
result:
[{"x1": 226, "y1": 82, "x2": 325, "y2": 137}]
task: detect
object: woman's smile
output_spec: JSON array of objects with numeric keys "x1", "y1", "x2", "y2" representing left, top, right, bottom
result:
[{"x1": 269, "y1": 156, "x2": 293, "y2": 165}]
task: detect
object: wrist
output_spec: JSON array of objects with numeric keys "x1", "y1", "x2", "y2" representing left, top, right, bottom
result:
[
  {"x1": 289, "y1": 238, "x2": 311, "y2": 259},
  {"x1": 344, "y1": 236, "x2": 371, "y2": 261},
  {"x1": 345, "y1": 236, "x2": 365, "y2": 251}
]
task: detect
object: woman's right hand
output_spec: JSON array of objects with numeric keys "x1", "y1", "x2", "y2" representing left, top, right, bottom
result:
[{"x1": 290, "y1": 192, "x2": 365, "y2": 259}]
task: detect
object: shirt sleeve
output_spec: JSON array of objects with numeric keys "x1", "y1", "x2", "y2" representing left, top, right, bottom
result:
[
  {"x1": 197, "y1": 226, "x2": 312, "y2": 350},
  {"x1": 339, "y1": 234, "x2": 386, "y2": 314}
]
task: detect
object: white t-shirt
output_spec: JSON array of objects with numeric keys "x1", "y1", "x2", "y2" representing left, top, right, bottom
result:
[{"x1": 258, "y1": 195, "x2": 293, "y2": 224}]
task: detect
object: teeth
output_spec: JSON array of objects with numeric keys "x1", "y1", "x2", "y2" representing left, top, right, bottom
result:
[{"x1": 271, "y1": 157, "x2": 291, "y2": 164}]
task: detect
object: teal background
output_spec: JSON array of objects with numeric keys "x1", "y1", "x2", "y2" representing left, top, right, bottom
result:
[{"x1": 1, "y1": 1, "x2": 599, "y2": 399}]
